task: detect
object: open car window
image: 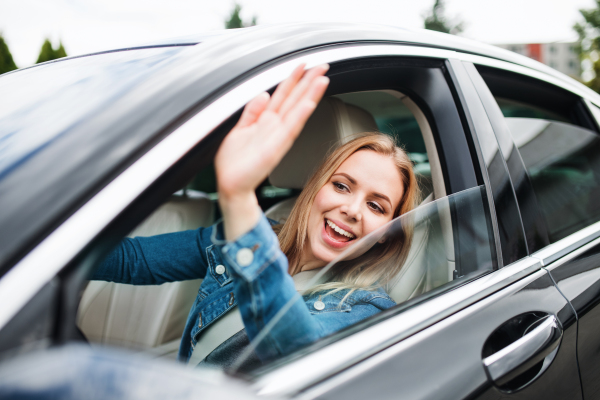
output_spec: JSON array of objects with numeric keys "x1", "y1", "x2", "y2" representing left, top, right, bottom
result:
[{"x1": 231, "y1": 185, "x2": 495, "y2": 374}]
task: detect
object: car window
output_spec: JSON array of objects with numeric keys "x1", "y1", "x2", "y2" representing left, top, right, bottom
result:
[
  {"x1": 78, "y1": 57, "x2": 494, "y2": 381},
  {"x1": 475, "y1": 66, "x2": 600, "y2": 244},
  {"x1": 505, "y1": 118, "x2": 600, "y2": 242},
  {"x1": 232, "y1": 185, "x2": 495, "y2": 374}
]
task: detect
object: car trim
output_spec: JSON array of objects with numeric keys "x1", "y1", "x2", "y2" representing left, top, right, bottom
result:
[
  {"x1": 456, "y1": 52, "x2": 600, "y2": 108},
  {"x1": 531, "y1": 220, "x2": 600, "y2": 269},
  {"x1": 0, "y1": 43, "x2": 596, "y2": 366}
]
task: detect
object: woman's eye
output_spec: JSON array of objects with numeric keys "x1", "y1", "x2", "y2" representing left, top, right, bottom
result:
[
  {"x1": 368, "y1": 202, "x2": 384, "y2": 214},
  {"x1": 333, "y1": 182, "x2": 348, "y2": 192}
]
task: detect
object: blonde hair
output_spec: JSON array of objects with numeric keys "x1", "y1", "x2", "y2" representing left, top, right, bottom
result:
[{"x1": 276, "y1": 133, "x2": 419, "y2": 297}]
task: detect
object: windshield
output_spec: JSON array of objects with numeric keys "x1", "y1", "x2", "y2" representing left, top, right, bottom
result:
[
  {"x1": 230, "y1": 185, "x2": 496, "y2": 374},
  {"x1": 0, "y1": 47, "x2": 184, "y2": 178}
]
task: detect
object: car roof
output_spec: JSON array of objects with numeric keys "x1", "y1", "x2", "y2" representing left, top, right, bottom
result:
[
  {"x1": 0, "y1": 22, "x2": 593, "y2": 276},
  {"x1": 55, "y1": 23, "x2": 593, "y2": 98}
]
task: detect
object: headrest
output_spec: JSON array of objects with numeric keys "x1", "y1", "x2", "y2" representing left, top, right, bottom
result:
[{"x1": 269, "y1": 97, "x2": 378, "y2": 189}]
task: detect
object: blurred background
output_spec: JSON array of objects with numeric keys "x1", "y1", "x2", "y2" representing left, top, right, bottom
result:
[{"x1": 0, "y1": 0, "x2": 599, "y2": 90}]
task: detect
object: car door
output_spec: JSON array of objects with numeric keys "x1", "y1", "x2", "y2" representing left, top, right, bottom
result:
[
  {"x1": 464, "y1": 60, "x2": 600, "y2": 400},
  {"x1": 239, "y1": 56, "x2": 582, "y2": 400},
  {"x1": 465, "y1": 59, "x2": 600, "y2": 400}
]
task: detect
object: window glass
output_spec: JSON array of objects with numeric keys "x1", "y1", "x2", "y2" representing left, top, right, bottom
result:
[
  {"x1": 495, "y1": 97, "x2": 569, "y2": 122},
  {"x1": 0, "y1": 47, "x2": 185, "y2": 177},
  {"x1": 233, "y1": 186, "x2": 495, "y2": 374},
  {"x1": 81, "y1": 60, "x2": 489, "y2": 379},
  {"x1": 505, "y1": 117, "x2": 600, "y2": 242}
]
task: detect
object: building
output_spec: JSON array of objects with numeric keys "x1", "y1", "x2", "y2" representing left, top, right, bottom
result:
[{"x1": 495, "y1": 41, "x2": 580, "y2": 78}]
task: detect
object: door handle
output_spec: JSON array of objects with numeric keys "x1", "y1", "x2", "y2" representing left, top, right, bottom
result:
[{"x1": 483, "y1": 315, "x2": 562, "y2": 387}]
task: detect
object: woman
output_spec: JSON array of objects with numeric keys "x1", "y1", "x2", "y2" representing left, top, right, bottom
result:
[{"x1": 92, "y1": 63, "x2": 418, "y2": 367}]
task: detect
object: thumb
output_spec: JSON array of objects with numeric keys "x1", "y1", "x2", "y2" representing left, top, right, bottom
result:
[{"x1": 236, "y1": 92, "x2": 270, "y2": 128}]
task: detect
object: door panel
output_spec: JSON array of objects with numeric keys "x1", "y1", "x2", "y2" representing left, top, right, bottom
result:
[
  {"x1": 311, "y1": 268, "x2": 581, "y2": 400},
  {"x1": 544, "y1": 239, "x2": 600, "y2": 400}
]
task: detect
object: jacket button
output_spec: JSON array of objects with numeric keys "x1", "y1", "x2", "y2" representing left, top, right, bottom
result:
[
  {"x1": 236, "y1": 248, "x2": 254, "y2": 267},
  {"x1": 215, "y1": 264, "x2": 226, "y2": 275},
  {"x1": 314, "y1": 301, "x2": 325, "y2": 311}
]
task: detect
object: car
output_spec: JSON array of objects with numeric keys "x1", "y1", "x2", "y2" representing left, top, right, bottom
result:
[{"x1": 1, "y1": 22, "x2": 600, "y2": 400}]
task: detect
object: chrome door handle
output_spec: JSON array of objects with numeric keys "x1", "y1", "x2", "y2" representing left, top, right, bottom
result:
[{"x1": 483, "y1": 315, "x2": 562, "y2": 387}]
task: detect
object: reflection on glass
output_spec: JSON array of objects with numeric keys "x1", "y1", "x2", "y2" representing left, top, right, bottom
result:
[
  {"x1": 505, "y1": 118, "x2": 600, "y2": 242},
  {"x1": 230, "y1": 186, "x2": 495, "y2": 373},
  {"x1": 0, "y1": 47, "x2": 184, "y2": 177}
]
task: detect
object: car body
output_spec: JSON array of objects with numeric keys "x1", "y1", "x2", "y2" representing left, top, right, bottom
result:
[{"x1": 1, "y1": 23, "x2": 600, "y2": 400}]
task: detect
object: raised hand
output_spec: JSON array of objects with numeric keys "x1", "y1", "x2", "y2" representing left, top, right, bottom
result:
[{"x1": 215, "y1": 64, "x2": 330, "y2": 240}]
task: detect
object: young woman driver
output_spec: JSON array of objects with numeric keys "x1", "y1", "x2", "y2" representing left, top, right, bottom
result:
[{"x1": 92, "y1": 64, "x2": 418, "y2": 367}]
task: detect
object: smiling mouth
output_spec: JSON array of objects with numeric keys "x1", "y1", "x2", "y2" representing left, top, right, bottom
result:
[{"x1": 324, "y1": 219, "x2": 356, "y2": 243}]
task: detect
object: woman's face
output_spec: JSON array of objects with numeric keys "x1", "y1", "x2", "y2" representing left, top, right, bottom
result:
[{"x1": 303, "y1": 150, "x2": 404, "y2": 269}]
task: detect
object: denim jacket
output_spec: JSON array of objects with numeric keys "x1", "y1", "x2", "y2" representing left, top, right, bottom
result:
[{"x1": 92, "y1": 213, "x2": 395, "y2": 363}]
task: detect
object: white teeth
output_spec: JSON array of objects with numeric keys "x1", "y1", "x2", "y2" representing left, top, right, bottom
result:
[{"x1": 326, "y1": 219, "x2": 355, "y2": 239}]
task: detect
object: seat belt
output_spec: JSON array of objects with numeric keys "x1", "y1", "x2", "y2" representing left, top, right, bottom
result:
[{"x1": 187, "y1": 269, "x2": 321, "y2": 366}]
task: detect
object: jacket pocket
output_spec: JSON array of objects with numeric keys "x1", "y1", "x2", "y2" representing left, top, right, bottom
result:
[{"x1": 206, "y1": 244, "x2": 232, "y2": 286}]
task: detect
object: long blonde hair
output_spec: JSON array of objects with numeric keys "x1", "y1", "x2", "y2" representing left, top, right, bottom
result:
[{"x1": 276, "y1": 133, "x2": 419, "y2": 296}]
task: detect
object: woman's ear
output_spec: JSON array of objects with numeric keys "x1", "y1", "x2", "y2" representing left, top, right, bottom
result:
[{"x1": 378, "y1": 236, "x2": 386, "y2": 244}]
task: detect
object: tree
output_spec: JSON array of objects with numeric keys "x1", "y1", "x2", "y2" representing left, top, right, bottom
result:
[
  {"x1": 36, "y1": 39, "x2": 67, "y2": 64},
  {"x1": 575, "y1": 0, "x2": 600, "y2": 90},
  {"x1": 423, "y1": 0, "x2": 463, "y2": 35},
  {"x1": 224, "y1": 3, "x2": 257, "y2": 29},
  {"x1": 0, "y1": 34, "x2": 17, "y2": 74}
]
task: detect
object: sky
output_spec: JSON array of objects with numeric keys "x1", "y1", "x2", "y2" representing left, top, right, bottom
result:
[{"x1": 0, "y1": 0, "x2": 596, "y2": 68}]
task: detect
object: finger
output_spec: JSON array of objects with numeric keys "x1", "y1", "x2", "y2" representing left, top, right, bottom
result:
[
  {"x1": 279, "y1": 64, "x2": 329, "y2": 118},
  {"x1": 236, "y1": 92, "x2": 270, "y2": 128},
  {"x1": 281, "y1": 76, "x2": 329, "y2": 140},
  {"x1": 265, "y1": 63, "x2": 306, "y2": 113}
]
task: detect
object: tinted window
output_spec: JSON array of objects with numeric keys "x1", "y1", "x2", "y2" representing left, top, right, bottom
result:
[
  {"x1": 476, "y1": 65, "x2": 600, "y2": 244},
  {"x1": 506, "y1": 118, "x2": 600, "y2": 242}
]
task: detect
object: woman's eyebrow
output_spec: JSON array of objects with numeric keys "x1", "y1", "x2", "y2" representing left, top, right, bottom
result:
[
  {"x1": 372, "y1": 192, "x2": 392, "y2": 206},
  {"x1": 333, "y1": 172, "x2": 356, "y2": 184}
]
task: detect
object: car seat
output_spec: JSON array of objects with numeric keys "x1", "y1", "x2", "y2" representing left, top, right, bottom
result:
[{"x1": 77, "y1": 193, "x2": 213, "y2": 352}]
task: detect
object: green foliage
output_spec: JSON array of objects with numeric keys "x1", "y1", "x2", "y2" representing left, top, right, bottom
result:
[
  {"x1": 36, "y1": 39, "x2": 67, "y2": 64},
  {"x1": 225, "y1": 3, "x2": 257, "y2": 29},
  {"x1": 423, "y1": 0, "x2": 463, "y2": 35},
  {"x1": 0, "y1": 34, "x2": 17, "y2": 75},
  {"x1": 575, "y1": 0, "x2": 600, "y2": 90}
]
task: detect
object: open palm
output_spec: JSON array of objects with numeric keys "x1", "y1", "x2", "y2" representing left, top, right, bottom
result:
[{"x1": 216, "y1": 64, "x2": 329, "y2": 199}]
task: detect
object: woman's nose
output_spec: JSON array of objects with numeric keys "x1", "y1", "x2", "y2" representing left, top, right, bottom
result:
[{"x1": 340, "y1": 202, "x2": 362, "y2": 222}]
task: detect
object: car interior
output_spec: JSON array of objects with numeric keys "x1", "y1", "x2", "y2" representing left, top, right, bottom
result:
[{"x1": 76, "y1": 61, "x2": 495, "y2": 369}]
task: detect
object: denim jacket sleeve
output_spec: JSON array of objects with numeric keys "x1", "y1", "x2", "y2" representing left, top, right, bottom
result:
[
  {"x1": 92, "y1": 227, "x2": 213, "y2": 285},
  {"x1": 215, "y1": 213, "x2": 335, "y2": 361}
]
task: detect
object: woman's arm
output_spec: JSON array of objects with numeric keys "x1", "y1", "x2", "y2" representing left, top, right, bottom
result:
[
  {"x1": 213, "y1": 65, "x2": 331, "y2": 359},
  {"x1": 216, "y1": 64, "x2": 329, "y2": 241},
  {"x1": 92, "y1": 227, "x2": 213, "y2": 285}
]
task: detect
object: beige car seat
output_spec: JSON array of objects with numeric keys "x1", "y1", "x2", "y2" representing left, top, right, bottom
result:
[
  {"x1": 77, "y1": 193, "x2": 213, "y2": 352},
  {"x1": 266, "y1": 97, "x2": 379, "y2": 223}
]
